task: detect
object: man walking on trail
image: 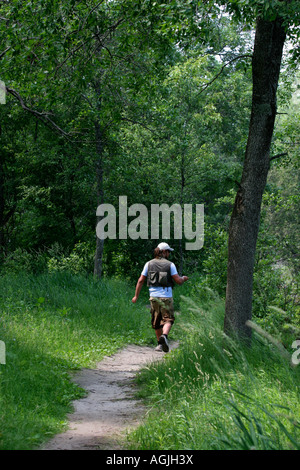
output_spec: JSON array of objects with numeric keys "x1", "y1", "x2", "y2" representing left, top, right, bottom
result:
[{"x1": 132, "y1": 242, "x2": 188, "y2": 352}]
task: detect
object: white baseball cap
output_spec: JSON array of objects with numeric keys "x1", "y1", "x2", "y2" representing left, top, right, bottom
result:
[{"x1": 157, "y1": 242, "x2": 174, "y2": 251}]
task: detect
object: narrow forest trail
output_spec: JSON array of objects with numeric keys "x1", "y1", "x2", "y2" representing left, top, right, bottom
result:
[{"x1": 41, "y1": 343, "x2": 179, "y2": 450}]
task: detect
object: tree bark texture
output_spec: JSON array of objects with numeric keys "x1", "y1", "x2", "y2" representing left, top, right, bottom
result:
[{"x1": 224, "y1": 16, "x2": 287, "y2": 341}]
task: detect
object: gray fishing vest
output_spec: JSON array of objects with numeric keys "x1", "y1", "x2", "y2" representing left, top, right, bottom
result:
[{"x1": 147, "y1": 258, "x2": 174, "y2": 288}]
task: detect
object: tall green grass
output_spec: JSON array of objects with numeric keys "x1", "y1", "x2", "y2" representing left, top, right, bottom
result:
[
  {"x1": 0, "y1": 271, "x2": 153, "y2": 450},
  {"x1": 128, "y1": 290, "x2": 300, "y2": 450},
  {"x1": 1, "y1": 271, "x2": 299, "y2": 450}
]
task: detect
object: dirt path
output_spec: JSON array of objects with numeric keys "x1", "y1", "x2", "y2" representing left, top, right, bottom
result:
[{"x1": 42, "y1": 342, "x2": 178, "y2": 450}]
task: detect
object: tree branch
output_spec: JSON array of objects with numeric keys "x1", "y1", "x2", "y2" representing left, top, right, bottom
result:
[
  {"x1": 120, "y1": 117, "x2": 159, "y2": 135},
  {"x1": 0, "y1": 47, "x2": 10, "y2": 60},
  {"x1": 6, "y1": 86, "x2": 71, "y2": 138},
  {"x1": 54, "y1": 17, "x2": 126, "y2": 75},
  {"x1": 80, "y1": 0, "x2": 106, "y2": 31},
  {"x1": 196, "y1": 54, "x2": 253, "y2": 96},
  {"x1": 54, "y1": 38, "x2": 92, "y2": 75},
  {"x1": 269, "y1": 152, "x2": 288, "y2": 161}
]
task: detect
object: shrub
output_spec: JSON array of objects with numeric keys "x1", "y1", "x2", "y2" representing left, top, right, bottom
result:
[
  {"x1": 47, "y1": 242, "x2": 94, "y2": 275},
  {"x1": 2, "y1": 248, "x2": 47, "y2": 274}
]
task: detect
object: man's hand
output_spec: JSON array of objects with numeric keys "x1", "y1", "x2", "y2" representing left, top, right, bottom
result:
[
  {"x1": 132, "y1": 296, "x2": 138, "y2": 303},
  {"x1": 172, "y1": 274, "x2": 189, "y2": 285}
]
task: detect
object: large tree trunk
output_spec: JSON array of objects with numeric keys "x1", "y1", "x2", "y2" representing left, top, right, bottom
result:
[{"x1": 224, "y1": 16, "x2": 287, "y2": 342}]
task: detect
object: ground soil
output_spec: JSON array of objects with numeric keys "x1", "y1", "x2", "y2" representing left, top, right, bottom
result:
[{"x1": 41, "y1": 342, "x2": 178, "y2": 450}]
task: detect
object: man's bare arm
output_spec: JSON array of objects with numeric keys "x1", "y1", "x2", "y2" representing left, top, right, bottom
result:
[
  {"x1": 132, "y1": 275, "x2": 146, "y2": 303},
  {"x1": 172, "y1": 274, "x2": 188, "y2": 285}
]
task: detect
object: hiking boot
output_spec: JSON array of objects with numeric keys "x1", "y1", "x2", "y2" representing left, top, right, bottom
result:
[
  {"x1": 158, "y1": 334, "x2": 169, "y2": 352},
  {"x1": 155, "y1": 344, "x2": 163, "y2": 352}
]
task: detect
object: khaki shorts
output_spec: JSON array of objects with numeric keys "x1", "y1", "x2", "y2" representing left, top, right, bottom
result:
[{"x1": 150, "y1": 297, "x2": 175, "y2": 330}]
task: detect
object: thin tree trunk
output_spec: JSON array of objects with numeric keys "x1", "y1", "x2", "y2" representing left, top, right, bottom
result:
[
  {"x1": 224, "y1": 16, "x2": 287, "y2": 342},
  {"x1": 0, "y1": 146, "x2": 16, "y2": 252},
  {"x1": 94, "y1": 235, "x2": 104, "y2": 278},
  {"x1": 93, "y1": 76, "x2": 105, "y2": 279},
  {"x1": 93, "y1": 118, "x2": 105, "y2": 279},
  {"x1": 178, "y1": 152, "x2": 185, "y2": 276}
]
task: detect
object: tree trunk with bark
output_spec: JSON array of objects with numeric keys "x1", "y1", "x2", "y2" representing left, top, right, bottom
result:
[
  {"x1": 93, "y1": 117, "x2": 105, "y2": 279},
  {"x1": 224, "y1": 16, "x2": 287, "y2": 342}
]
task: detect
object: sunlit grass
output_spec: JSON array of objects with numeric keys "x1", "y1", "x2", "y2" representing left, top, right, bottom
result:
[
  {"x1": 0, "y1": 271, "x2": 153, "y2": 450},
  {"x1": 128, "y1": 293, "x2": 300, "y2": 450}
]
